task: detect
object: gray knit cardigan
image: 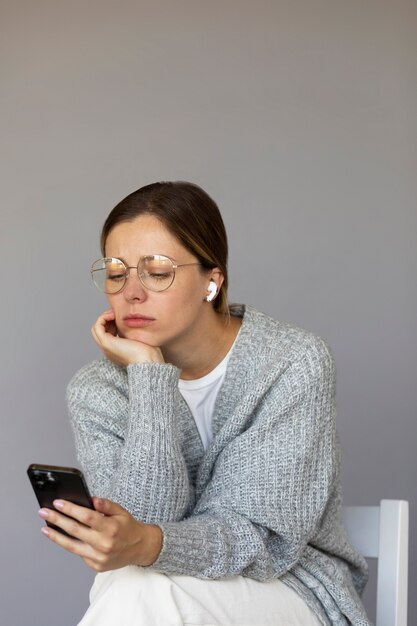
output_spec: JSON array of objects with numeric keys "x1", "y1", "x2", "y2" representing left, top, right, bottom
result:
[{"x1": 67, "y1": 305, "x2": 370, "y2": 626}]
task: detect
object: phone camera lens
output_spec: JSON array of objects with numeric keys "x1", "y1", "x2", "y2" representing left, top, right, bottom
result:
[
  {"x1": 32, "y1": 471, "x2": 57, "y2": 490},
  {"x1": 46, "y1": 472, "x2": 57, "y2": 485}
]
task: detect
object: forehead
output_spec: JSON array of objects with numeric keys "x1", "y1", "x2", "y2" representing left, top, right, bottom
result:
[{"x1": 105, "y1": 214, "x2": 188, "y2": 260}]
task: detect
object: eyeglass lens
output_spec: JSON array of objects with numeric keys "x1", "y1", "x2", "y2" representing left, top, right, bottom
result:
[{"x1": 91, "y1": 256, "x2": 176, "y2": 293}]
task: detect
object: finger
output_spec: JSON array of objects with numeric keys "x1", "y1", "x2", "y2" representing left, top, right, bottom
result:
[
  {"x1": 91, "y1": 319, "x2": 110, "y2": 348},
  {"x1": 38, "y1": 504, "x2": 96, "y2": 534},
  {"x1": 52, "y1": 499, "x2": 105, "y2": 530},
  {"x1": 99, "y1": 309, "x2": 116, "y2": 323},
  {"x1": 93, "y1": 310, "x2": 115, "y2": 332},
  {"x1": 92, "y1": 331, "x2": 119, "y2": 359},
  {"x1": 40, "y1": 524, "x2": 101, "y2": 564},
  {"x1": 39, "y1": 509, "x2": 91, "y2": 543},
  {"x1": 91, "y1": 323, "x2": 102, "y2": 348},
  {"x1": 92, "y1": 312, "x2": 117, "y2": 345}
]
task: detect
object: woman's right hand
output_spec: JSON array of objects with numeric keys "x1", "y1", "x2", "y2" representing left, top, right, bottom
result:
[
  {"x1": 91, "y1": 309, "x2": 164, "y2": 367},
  {"x1": 39, "y1": 497, "x2": 163, "y2": 571}
]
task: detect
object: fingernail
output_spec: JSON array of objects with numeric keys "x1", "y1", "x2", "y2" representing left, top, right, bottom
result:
[
  {"x1": 41, "y1": 527, "x2": 50, "y2": 536},
  {"x1": 38, "y1": 509, "x2": 49, "y2": 519},
  {"x1": 53, "y1": 500, "x2": 64, "y2": 509}
]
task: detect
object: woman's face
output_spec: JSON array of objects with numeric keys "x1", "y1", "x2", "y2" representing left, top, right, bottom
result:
[{"x1": 104, "y1": 214, "x2": 219, "y2": 350}]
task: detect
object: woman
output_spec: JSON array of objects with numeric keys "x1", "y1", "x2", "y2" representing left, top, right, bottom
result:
[{"x1": 39, "y1": 181, "x2": 370, "y2": 625}]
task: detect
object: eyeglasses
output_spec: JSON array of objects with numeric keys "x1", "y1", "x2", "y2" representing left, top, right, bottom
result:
[{"x1": 91, "y1": 255, "x2": 201, "y2": 294}]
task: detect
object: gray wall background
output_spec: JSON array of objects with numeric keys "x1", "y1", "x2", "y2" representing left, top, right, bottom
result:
[{"x1": 1, "y1": 1, "x2": 415, "y2": 624}]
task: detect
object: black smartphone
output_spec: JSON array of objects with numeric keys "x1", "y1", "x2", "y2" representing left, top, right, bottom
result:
[{"x1": 27, "y1": 463, "x2": 94, "y2": 537}]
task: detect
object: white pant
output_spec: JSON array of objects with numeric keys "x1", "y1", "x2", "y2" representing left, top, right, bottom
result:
[{"x1": 77, "y1": 566, "x2": 322, "y2": 626}]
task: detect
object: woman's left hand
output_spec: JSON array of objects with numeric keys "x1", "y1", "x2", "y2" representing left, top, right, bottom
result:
[{"x1": 38, "y1": 498, "x2": 163, "y2": 572}]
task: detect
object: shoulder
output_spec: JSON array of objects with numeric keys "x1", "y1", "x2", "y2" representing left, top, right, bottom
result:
[
  {"x1": 233, "y1": 304, "x2": 335, "y2": 382},
  {"x1": 66, "y1": 359, "x2": 128, "y2": 410},
  {"x1": 236, "y1": 304, "x2": 334, "y2": 360}
]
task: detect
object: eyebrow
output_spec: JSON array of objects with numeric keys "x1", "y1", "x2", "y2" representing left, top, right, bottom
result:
[{"x1": 108, "y1": 254, "x2": 180, "y2": 264}]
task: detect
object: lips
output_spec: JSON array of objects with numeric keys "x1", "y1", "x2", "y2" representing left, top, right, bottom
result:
[{"x1": 123, "y1": 314, "x2": 155, "y2": 328}]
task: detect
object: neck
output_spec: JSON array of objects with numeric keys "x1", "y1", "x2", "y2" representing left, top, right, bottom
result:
[{"x1": 162, "y1": 310, "x2": 241, "y2": 380}]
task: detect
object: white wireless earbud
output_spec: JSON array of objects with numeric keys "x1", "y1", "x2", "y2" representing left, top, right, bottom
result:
[{"x1": 206, "y1": 281, "x2": 217, "y2": 302}]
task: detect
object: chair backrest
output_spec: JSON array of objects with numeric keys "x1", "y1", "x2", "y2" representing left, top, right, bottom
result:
[{"x1": 342, "y1": 500, "x2": 409, "y2": 626}]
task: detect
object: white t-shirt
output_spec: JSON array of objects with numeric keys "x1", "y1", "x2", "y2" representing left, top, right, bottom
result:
[{"x1": 178, "y1": 349, "x2": 233, "y2": 449}]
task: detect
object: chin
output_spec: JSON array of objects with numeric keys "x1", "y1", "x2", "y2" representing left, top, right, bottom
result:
[{"x1": 122, "y1": 327, "x2": 160, "y2": 346}]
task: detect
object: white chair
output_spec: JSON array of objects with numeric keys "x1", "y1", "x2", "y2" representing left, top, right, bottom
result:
[{"x1": 342, "y1": 500, "x2": 409, "y2": 626}]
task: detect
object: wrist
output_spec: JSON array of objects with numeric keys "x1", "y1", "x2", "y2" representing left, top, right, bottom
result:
[
  {"x1": 135, "y1": 524, "x2": 163, "y2": 567},
  {"x1": 127, "y1": 346, "x2": 165, "y2": 366}
]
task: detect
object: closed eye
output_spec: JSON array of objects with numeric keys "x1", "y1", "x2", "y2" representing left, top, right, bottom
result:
[
  {"x1": 108, "y1": 273, "x2": 126, "y2": 281},
  {"x1": 146, "y1": 272, "x2": 172, "y2": 279}
]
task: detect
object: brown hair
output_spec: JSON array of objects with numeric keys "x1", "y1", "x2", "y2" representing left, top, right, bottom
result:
[{"x1": 100, "y1": 181, "x2": 229, "y2": 315}]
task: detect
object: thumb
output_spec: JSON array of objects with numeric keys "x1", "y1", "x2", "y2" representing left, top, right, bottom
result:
[{"x1": 93, "y1": 497, "x2": 126, "y2": 516}]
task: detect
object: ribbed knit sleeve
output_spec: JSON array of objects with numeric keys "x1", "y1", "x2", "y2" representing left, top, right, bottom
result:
[{"x1": 67, "y1": 361, "x2": 192, "y2": 524}]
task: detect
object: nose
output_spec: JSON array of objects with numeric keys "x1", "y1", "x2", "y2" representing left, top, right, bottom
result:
[{"x1": 122, "y1": 266, "x2": 147, "y2": 301}]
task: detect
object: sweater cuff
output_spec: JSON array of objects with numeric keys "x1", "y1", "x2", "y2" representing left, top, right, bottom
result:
[{"x1": 151, "y1": 518, "x2": 218, "y2": 576}]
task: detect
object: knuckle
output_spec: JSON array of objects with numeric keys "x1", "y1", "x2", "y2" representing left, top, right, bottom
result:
[
  {"x1": 67, "y1": 542, "x2": 80, "y2": 555},
  {"x1": 107, "y1": 523, "x2": 118, "y2": 539},
  {"x1": 46, "y1": 512, "x2": 56, "y2": 525},
  {"x1": 91, "y1": 561, "x2": 103, "y2": 572},
  {"x1": 83, "y1": 511, "x2": 94, "y2": 526},
  {"x1": 101, "y1": 542, "x2": 113, "y2": 556},
  {"x1": 67, "y1": 521, "x2": 79, "y2": 538},
  {"x1": 98, "y1": 552, "x2": 109, "y2": 565}
]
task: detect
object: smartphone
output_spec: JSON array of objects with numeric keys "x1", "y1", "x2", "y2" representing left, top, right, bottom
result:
[{"x1": 27, "y1": 463, "x2": 94, "y2": 537}]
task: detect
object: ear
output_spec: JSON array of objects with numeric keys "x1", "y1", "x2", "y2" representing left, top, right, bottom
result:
[
  {"x1": 204, "y1": 269, "x2": 224, "y2": 303},
  {"x1": 209, "y1": 269, "x2": 224, "y2": 292}
]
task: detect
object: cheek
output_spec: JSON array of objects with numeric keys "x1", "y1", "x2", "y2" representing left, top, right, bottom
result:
[
  {"x1": 174, "y1": 273, "x2": 207, "y2": 306},
  {"x1": 168, "y1": 288, "x2": 201, "y2": 315},
  {"x1": 106, "y1": 296, "x2": 124, "y2": 327},
  {"x1": 106, "y1": 296, "x2": 117, "y2": 314}
]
